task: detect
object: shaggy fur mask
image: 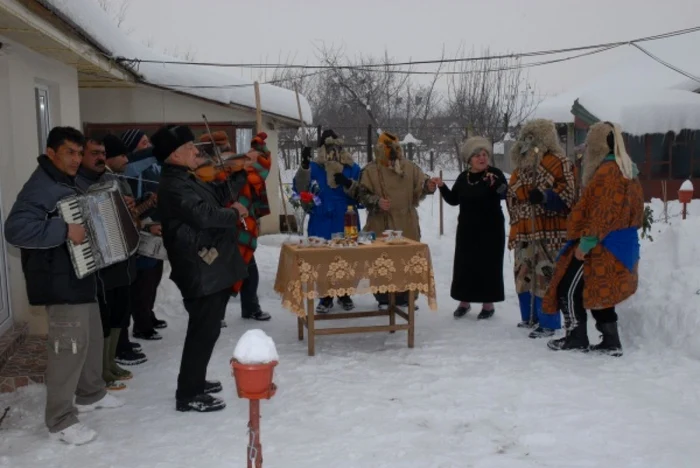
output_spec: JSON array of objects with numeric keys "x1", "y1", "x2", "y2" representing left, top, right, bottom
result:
[
  {"x1": 460, "y1": 136, "x2": 492, "y2": 169},
  {"x1": 510, "y1": 119, "x2": 565, "y2": 171},
  {"x1": 315, "y1": 136, "x2": 354, "y2": 188},
  {"x1": 582, "y1": 121, "x2": 636, "y2": 186},
  {"x1": 374, "y1": 131, "x2": 405, "y2": 176}
]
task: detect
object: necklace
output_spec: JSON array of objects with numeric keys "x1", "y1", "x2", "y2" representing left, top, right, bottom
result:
[{"x1": 466, "y1": 171, "x2": 484, "y2": 186}]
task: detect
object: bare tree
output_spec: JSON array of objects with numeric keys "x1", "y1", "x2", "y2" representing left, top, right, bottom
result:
[
  {"x1": 446, "y1": 45, "x2": 538, "y2": 143},
  {"x1": 97, "y1": 0, "x2": 132, "y2": 31}
]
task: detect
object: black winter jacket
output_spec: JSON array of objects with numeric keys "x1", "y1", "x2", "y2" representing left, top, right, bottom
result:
[
  {"x1": 4, "y1": 156, "x2": 98, "y2": 305},
  {"x1": 75, "y1": 166, "x2": 137, "y2": 291},
  {"x1": 157, "y1": 163, "x2": 248, "y2": 299}
]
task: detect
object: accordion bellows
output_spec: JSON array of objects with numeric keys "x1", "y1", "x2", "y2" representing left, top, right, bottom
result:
[{"x1": 57, "y1": 180, "x2": 140, "y2": 279}]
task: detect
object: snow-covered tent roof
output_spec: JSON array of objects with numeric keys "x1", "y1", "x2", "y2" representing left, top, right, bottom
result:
[
  {"x1": 401, "y1": 133, "x2": 422, "y2": 145},
  {"x1": 533, "y1": 31, "x2": 700, "y2": 124},
  {"x1": 574, "y1": 88, "x2": 700, "y2": 136},
  {"x1": 37, "y1": 0, "x2": 313, "y2": 125}
]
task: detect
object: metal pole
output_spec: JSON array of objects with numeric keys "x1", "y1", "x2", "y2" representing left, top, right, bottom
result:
[{"x1": 248, "y1": 400, "x2": 262, "y2": 468}]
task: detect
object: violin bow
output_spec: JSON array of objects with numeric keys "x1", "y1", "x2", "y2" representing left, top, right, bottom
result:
[{"x1": 201, "y1": 113, "x2": 247, "y2": 230}]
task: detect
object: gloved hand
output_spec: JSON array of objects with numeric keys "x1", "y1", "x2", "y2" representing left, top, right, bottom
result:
[
  {"x1": 334, "y1": 172, "x2": 353, "y2": 189},
  {"x1": 528, "y1": 189, "x2": 546, "y2": 204},
  {"x1": 301, "y1": 147, "x2": 312, "y2": 169}
]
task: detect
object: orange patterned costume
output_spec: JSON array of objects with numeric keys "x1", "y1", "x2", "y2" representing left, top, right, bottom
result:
[{"x1": 543, "y1": 158, "x2": 644, "y2": 313}]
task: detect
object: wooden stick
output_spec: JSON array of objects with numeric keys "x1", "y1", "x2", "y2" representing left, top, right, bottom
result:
[
  {"x1": 439, "y1": 169, "x2": 444, "y2": 236},
  {"x1": 253, "y1": 81, "x2": 263, "y2": 135}
]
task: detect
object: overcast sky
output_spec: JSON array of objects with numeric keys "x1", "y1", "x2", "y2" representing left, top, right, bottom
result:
[{"x1": 119, "y1": 0, "x2": 700, "y2": 97}]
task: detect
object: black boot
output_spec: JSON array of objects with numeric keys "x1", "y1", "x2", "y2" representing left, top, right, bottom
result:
[
  {"x1": 590, "y1": 322, "x2": 623, "y2": 357},
  {"x1": 337, "y1": 295, "x2": 355, "y2": 311},
  {"x1": 547, "y1": 325, "x2": 589, "y2": 351},
  {"x1": 176, "y1": 394, "x2": 226, "y2": 413}
]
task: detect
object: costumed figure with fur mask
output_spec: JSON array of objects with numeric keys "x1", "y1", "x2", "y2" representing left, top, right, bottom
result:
[
  {"x1": 293, "y1": 129, "x2": 363, "y2": 314},
  {"x1": 543, "y1": 122, "x2": 643, "y2": 356},
  {"x1": 198, "y1": 131, "x2": 272, "y2": 323},
  {"x1": 357, "y1": 131, "x2": 438, "y2": 310},
  {"x1": 506, "y1": 119, "x2": 578, "y2": 339}
]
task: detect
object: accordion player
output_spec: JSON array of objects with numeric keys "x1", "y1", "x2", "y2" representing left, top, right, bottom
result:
[{"x1": 56, "y1": 179, "x2": 140, "y2": 278}]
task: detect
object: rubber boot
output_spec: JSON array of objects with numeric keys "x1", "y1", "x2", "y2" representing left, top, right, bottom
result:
[
  {"x1": 110, "y1": 328, "x2": 133, "y2": 381},
  {"x1": 103, "y1": 335, "x2": 127, "y2": 390},
  {"x1": 547, "y1": 324, "x2": 589, "y2": 352},
  {"x1": 589, "y1": 322, "x2": 623, "y2": 357}
]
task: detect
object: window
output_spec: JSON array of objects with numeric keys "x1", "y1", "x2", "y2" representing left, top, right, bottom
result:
[
  {"x1": 34, "y1": 86, "x2": 51, "y2": 153},
  {"x1": 236, "y1": 128, "x2": 253, "y2": 153}
]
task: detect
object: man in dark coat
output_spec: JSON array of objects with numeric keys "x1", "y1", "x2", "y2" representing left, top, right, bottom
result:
[
  {"x1": 76, "y1": 134, "x2": 139, "y2": 390},
  {"x1": 152, "y1": 124, "x2": 249, "y2": 412},
  {"x1": 4, "y1": 126, "x2": 124, "y2": 445}
]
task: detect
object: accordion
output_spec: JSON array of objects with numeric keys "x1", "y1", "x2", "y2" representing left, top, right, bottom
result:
[{"x1": 57, "y1": 180, "x2": 140, "y2": 279}]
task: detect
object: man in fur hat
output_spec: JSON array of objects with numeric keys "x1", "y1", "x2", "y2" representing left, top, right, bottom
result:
[
  {"x1": 506, "y1": 119, "x2": 578, "y2": 339},
  {"x1": 357, "y1": 131, "x2": 437, "y2": 309},
  {"x1": 153, "y1": 124, "x2": 248, "y2": 412},
  {"x1": 293, "y1": 129, "x2": 363, "y2": 313},
  {"x1": 543, "y1": 122, "x2": 644, "y2": 356},
  {"x1": 198, "y1": 130, "x2": 272, "y2": 323}
]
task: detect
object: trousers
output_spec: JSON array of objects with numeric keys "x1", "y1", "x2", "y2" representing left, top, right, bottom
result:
[
  {"x1": 557, "y1": 258, "x2": 617, "y2": 331},
  {"x1": 176, "y1": 288, "x2": 230, "y2": 400},
  {"x1": 45, "y1": 302, "x2": 106, "y2": 432}
]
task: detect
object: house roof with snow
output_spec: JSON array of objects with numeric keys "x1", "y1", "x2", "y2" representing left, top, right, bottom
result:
[
  {"x1": 3, "y1": 0, "x2": 313, "y2": 125},
  {"x1": 532, "y1": 31, "x2": 700, "y2": 132}
]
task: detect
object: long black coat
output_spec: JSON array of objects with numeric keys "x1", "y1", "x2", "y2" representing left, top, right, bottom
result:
[
  {"x1": 157, "y1": 163, "x2": 248, "y2": 300},
  {"x1": 439, "y1": 167, "x2": 507, "y2": 303}
]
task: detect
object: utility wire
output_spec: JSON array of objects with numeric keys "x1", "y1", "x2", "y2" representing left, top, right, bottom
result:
[
  {"x1": 630, "y1": 43, "x2": 700, "y2": 85},
  {"x1": 112, "y1": 25, "x2": 700, "y2": 71}
]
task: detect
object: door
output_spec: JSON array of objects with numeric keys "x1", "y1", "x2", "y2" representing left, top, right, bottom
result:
[{"x1": 0, "y1": 190, "x2": 12, "y2": 335}]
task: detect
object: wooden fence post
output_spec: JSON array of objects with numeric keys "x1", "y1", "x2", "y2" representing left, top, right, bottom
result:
[{"x1": 439, "y1": 169, "x2": 444, "y2": 236}]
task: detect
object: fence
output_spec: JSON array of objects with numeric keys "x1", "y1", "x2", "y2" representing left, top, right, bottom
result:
[{"x1": 277, "y1": 124, "x2": 514, "y2": 174}]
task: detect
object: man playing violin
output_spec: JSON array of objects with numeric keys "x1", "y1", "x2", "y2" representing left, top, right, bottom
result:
[
  {"x1": 152, "y1": 124, "x2": 248, "y2": 413},
  {"x1": 196, "y1": 131, "x2": 272, "y2": 323}
]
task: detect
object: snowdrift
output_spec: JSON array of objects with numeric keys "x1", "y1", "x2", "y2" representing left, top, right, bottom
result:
[{"x1": 622, "y1": 210, "x2": 700, "y2": 359}]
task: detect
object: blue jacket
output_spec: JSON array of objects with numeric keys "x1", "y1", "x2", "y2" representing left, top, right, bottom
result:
[{"x1": 293, "y1": 162, "x2": 362, "y2": 240}]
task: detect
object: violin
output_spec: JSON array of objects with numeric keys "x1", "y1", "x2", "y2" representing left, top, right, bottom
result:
[{"x1": 193, "y1": 153, "x2": 249, "y2": 182}]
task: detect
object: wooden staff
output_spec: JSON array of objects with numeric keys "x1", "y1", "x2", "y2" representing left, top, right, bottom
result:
[{"x1": 256, "y1": 81, "x2": 290, "y2": 232}]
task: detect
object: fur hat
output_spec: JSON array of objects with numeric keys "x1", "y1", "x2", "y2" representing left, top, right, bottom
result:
[
  {"x1": 582, "y1": 121, "x2": 636, "y2": 186},
  {"x1": 121, "y1": 129, "x2": 146, "y2": 152},
  {"x1": 151, "y1": 125, "x2": 196, "y2": 163},
  {"x1": 509, "y1": 119, "x2": 564, "y2": 170},
  {"x1": 460, "y1": 136, "x2": 492, "y2": 165},
  {"x1": 374, "y1": 131, "x2": 404, "y2": 175},
  {"x1": 102, "y1": 134, "x2": 129, "y2": 159},
  {"x1": 318, "y1": 129, "x2": 339, "y2": 147}
]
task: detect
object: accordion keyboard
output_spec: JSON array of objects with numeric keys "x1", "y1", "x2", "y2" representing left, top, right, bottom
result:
[{"x1": 57, "y1": 198, "x2": 97, "y2": 278}]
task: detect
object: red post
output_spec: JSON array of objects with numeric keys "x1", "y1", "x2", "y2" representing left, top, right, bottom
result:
[
  {"x1": 248, "y1": 400, "x2": 262, "y2": 468},
  {"x1": 682, "y1": 202, "x2": 688, "y2": 220}
]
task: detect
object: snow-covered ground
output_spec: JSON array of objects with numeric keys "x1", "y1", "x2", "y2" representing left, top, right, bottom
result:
[{"x1": 2, "y1": 196, "x2": 700, "y2": 468}]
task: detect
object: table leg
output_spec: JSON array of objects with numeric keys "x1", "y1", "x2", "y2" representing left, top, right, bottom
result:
[
  {"x1": 297, "y1": 316, "x2": 304, "y2": 341},
  {"x1": 408, "y1": 290, "x2": 415, "y2": 348},
  {"x1": 389, "y1": 292, "x2": 396, "y2": 333},
  {"x1": 306, "y1": 298, "x2": 315, "y2": 356}
]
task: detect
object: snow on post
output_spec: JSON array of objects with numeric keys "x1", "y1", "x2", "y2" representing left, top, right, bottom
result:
[{"x1": 233, "y1": 329, "x2": 279, "y2": 364}]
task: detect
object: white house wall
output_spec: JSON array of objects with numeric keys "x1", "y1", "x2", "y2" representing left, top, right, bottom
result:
[
  {"x1": 79, "y1": 85, "x2": 283, "y2": 235},
  {"x1": 0, "y1": 35, "x2": 81, "y2": 335}
]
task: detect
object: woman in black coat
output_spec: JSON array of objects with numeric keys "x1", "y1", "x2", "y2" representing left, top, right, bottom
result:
[{"x1": 437, "y1": 137, "x2": 507, "y2": 319}]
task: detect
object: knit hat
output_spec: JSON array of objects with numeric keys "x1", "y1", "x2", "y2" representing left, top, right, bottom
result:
[
  {"x1": 103, "y1": 134, "x2": 129, "y2": 159},
  {"x1": 151, "y1": 125, "x2": 196, "y2": 163},
  {"x1": 121, "y1": 129, "x2": 146, "y2": 152},
  {"x1": 318, "y1": 129, "x2": 338, "y2": 147},
  {"x1": 251, "y1": 132, "x2": 270, "y2": 156}
]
